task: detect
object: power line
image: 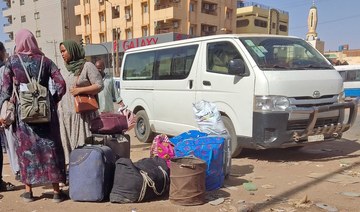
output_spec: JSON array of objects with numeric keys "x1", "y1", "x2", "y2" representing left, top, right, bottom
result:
[{"x1": 291, "y1": 14, "x2": 360, "y2": 31}]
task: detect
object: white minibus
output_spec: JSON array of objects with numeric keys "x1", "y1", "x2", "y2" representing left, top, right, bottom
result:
[
  {"x1": 120, "y1": 34, "x2": 358, "y2": 157},
  {"x1": 335, "y1": 64, "x2": 360, "y2": 98}
]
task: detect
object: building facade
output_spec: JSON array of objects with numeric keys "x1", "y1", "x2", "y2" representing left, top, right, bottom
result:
[
  {"x1": 2, "y1": 0, "x2": 80, "y2": 71},
  {"x1": 235, "y1": 1, "x2": 289, "y2": 35},
  {"x1": 74, "y1": 0, "x2": 236, "y2": 44}
]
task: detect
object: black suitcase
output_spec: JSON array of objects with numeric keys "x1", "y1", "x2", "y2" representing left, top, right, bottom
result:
[
  {"x1": 90, "y1": 134, "x2": 130, "y2": 159},
  {"x1": 69, "y1": 145, "x2": 116, "y2": 202}
]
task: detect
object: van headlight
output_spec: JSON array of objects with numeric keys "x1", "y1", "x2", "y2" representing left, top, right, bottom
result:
[
  {"x1": 337, "y1": 92, "x2": 345, "y2": 103},
  {"x1": 254, "y1": 96, "x2": 290, "y2": 111}
]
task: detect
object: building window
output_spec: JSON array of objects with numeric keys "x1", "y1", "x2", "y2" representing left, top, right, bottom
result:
[
  {"x1": 113, "y1": 6, "x2": 120, "y2": 19},
  {"x1": 21, "y1": 15, "x2": 26, "y2": 23},
  {"x1": 226, "y1": 8, "x2": 232, "y2": 19},
  {"x1": 190, "y1": 3, "x2": 195, "y2": 12},
  {"x1": 236, "y1": 19, "x2": 249, "y2": 27},
  {"x1": 20, "y1": 0, "x2": 25, "y2": 5},
  {"x1": 100, "y1": 33, "x2": 106, "y2": 42},
  {"x1": 125, "y1": 6, "x2": 132, "y2": 20},
  {"x1": 189, "y1": 25, "x2": 195, "y2": 35},
  {"x1": 126, "y1": 29, "x2": 132, "y2": 39},
  {"x1": 99, "y1": 12, "x2": 105, "y2": 22},
  {"x1": 142, "y1": 3, "x2": 148, "y2": 13},
  {"x1": 35, "y1": 30, "x2": 41, "y2": 38},
  {"x1": 84, "y1": 0, "x2": 90, "y2": 4},
  {"x1": 84, "y1": 15, "x2": 90, "y2": 25},
  {"x1": 34, "y1": 12, "x2": 40, "y2": 20},
  {"x1": 85, "y1": 36, "x2": 90, "y2": 44},
  {"x1": 254, "y1": 19, "x2": 267, "y2": 28},
  {"x1": 279, "y1": 24, "x2": 288, "y2": 32},
  {"x1": 142, "y1": 27, "x2": 148, "y2": 37}
]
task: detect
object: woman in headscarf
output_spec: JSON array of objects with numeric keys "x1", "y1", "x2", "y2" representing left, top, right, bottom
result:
[
  {"x1": 0, "y1": 29, "x2": 67, "y2": 202},
  {"x1": 58, "y1": 40, "x2": 103, "y2": 164}
]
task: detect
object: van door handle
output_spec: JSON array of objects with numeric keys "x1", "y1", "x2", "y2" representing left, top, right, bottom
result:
[
  {"x1": 203, "y1": 80, "x2": 211, "y2": 86},
  {"x1": 189, "y1": 80, "x2": 193, "y2": 89}
]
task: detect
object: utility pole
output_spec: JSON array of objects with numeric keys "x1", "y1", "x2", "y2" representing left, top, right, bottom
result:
[
  {"x1": 47, "y1": 40, "x2": 58, "y2": 66},
  {"x1": 115, "y1": 28, "x2": 120, "y2": 77}
]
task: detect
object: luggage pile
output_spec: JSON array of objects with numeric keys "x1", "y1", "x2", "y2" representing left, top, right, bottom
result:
[{"x1": 67, "y1": 100, "x2": 231, "y2": 206}]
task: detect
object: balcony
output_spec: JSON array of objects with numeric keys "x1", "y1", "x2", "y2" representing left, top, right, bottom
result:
[
  {"x1": 154, "y1": 20, "x2": 180, "y2": 35},
  {"x1": 74, "y1": 3, "x2": 91, "y2": 15},
  {"x1": 153, "y1": 4, "x2": 182, "y2": 22}
]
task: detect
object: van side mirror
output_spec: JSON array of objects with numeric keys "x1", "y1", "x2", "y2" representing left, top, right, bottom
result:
[{"x1": 228, "y1": 59, "x2": 246, "y2": 75}]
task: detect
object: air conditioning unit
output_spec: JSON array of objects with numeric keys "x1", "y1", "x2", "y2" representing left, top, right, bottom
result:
[
  {"x1": 173, "y1": 21, "x2": 179, "y2": 28},
  {"x1": 125, "y1": 13, "x2": 131, "y2": 20}
]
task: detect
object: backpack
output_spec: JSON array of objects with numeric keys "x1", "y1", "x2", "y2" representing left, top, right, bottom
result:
[{"x1": 16, "y1": 54, "x2": 51, "y2": 123}]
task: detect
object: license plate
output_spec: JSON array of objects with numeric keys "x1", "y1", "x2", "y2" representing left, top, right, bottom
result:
[{"x1": 308, "y1": 134, "x2": 324, "y2": 142}]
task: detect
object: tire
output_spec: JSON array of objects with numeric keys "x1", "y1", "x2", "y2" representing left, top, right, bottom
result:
[
  {"x1": 221, "y1": 116, "x2": 242, "y2": 157},
  {"x1": 135, "y1": 110, "x2": 154, "y2": 143}
]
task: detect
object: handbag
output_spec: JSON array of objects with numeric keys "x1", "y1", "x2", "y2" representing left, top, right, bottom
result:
[
  {"x1": 90, "y1": 113, "x2": 128, "y2": 134},
  {"x1": 74, "y1": 95, "x2": 99, "y2": 113},
  {"x1": 73, "y1": 75, "x2": 99, "y2": 113},
  {"x1": 0, "y1": 100, "x2": 15, "y2": 127},
  {"x1": 0, "y1": 83, "x2": 16, "y2": 127}
]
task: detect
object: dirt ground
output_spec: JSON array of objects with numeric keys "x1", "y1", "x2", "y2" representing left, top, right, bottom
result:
[{"x1": 1, "y1": 108, "x2": 360, "y2": 212}]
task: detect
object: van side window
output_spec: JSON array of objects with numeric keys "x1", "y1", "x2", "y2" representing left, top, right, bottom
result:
[
  {"x1": 123, "y1": 51, "x2": 155, "y2": 80},
  {"x1": 207, "y1": 42, "x2": 243, "y2": 74},
  {"x1": 155, "y1": 45, "x2": 198, "y2": 80},
  {"x1": 346, "y1": 70, "x2": 360, "y2": 81}
]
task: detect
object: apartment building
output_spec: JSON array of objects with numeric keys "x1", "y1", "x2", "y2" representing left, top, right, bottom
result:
[
  {"x1": 74, "y1": 0, "x2": 236, "y2": 44},
  {"x1": 236, "y1": 1, "x2": 289, "y2": 35},
  {"x1": 2, "y1": 0, "x2": 80, "y2": 71}
]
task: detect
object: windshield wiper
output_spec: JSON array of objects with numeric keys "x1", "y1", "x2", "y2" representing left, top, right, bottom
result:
[{"x1": 295, "y1": 65, "x2": 333, "y2": 70}]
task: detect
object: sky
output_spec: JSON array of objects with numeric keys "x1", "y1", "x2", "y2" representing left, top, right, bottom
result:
[{"x1": 0, "y1": 0, "x2": 359, "y2": 51}]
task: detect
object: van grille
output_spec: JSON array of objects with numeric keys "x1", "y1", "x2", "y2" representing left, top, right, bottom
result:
[
  {"x1": 287, "y1": 95, "x2": 339, "y2": 130},
  {"x1": 287, "y1": 116, "x2": 340, "y2": 130}
]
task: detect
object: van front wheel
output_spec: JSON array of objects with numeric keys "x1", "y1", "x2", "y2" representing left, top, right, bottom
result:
[
  {"x1": 222, "y1": 116, "x2": 242, "y2": 157},
  {"x1": 135, "y1": 110, "x2": 154, "y2": 143}
]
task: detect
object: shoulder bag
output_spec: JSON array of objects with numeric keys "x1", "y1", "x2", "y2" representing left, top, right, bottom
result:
[{"x1": 74, "y1": 75, "x2": 99, "y2": 113}]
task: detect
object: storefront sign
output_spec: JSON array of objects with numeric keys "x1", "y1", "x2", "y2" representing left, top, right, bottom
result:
[{"x1": 121, "y1": 37, "x2": 159, "y2": 51}]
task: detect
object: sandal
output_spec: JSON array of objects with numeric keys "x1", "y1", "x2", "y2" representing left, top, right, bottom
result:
[
  {"x1": 0, "y1": 181, "x2": 15, "y2": 192},
  {"x1": 53, "y1": 190, "x2": 67, "y2": 203},
  {"x1": 20, "y1": 191, "x2": 34, "y2": 202}
]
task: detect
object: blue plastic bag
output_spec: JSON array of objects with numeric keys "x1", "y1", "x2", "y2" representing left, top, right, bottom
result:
[{"x1": 175, "y1": 136, "x2": 225, "y2": 191}]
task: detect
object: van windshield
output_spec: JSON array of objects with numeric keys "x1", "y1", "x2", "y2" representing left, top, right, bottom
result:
[{"x1": 239, "y1": 37, "x2": 333, "y2": 70}]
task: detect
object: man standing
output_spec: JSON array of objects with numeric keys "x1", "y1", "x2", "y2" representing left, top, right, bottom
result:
[
  {"x1": 0, "y1": 41, "x2": 16, "y2": 192},
  {"x1": 95, "y1": 59, "x2": 125, "y2": 112}
]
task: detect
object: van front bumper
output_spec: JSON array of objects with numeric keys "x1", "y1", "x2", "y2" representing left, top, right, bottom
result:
[{"x1": 252, "y1": 99, "x2": 358, "y2": 148}]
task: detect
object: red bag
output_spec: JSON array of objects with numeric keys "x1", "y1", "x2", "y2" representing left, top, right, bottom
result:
[{"x1": 90, "y1": 113, "x2": 128, "y2": 134}]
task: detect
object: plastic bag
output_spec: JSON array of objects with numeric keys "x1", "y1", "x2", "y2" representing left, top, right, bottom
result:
[{"x1": 192, "y1": 100, "x2": 227, "y2": 135}]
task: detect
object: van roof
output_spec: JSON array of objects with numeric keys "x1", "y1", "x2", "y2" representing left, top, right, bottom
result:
[{"x1": 124, "y1": 34, "x2": 301, "y2": 53}]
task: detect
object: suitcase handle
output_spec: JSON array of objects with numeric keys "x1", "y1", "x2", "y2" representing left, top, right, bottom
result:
[{"x1": 180, "y1": 164, "x2": 196, "y2": 169}]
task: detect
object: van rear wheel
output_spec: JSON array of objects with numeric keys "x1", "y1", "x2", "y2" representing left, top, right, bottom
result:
[
  {"x1": 222, "y1": 116, "x2": 242, "y2": 157},
  {"x1": 135, "y1": 110, "x2": 154, "y2": 143}
]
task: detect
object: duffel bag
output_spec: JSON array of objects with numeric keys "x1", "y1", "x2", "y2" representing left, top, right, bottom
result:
[
  {"x1": 134, "y1": 157, "x2": 170, "y2": 201},
  {"x1": 110, "y1": 157, "x2": 170, "y2": 203},
  {"x1": 90, "y1": 113, "x2": 128, "y2": 134}
]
